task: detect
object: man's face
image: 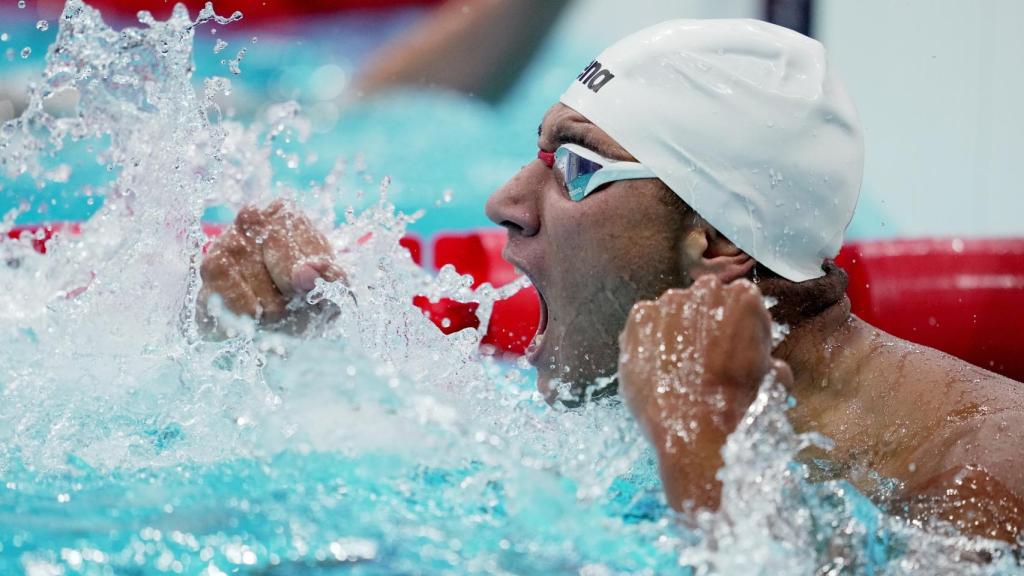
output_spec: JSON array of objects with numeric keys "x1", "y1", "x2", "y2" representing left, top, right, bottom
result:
[{"x1": 485, "y1": 103, "x2": 692, "y2": 399}]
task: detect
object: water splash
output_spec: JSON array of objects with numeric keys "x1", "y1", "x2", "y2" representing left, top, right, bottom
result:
[
  {"x1": 0, "y1": 2, "x2": 1018, "y2": 575},
  {"x1": 0, "y1": 3, "x2": 664, "y2": 573}
]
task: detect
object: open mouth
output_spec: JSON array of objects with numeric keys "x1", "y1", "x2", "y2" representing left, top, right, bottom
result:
[
  {"x1": 508, "y1": 257, "x2": 549, "y2": 364},
  {"x1": 526, "y1": 283, "x2": 549, "y2": 363},
  {"x1": 536, "y1": 289, "x2": 548, "y2": 335}
]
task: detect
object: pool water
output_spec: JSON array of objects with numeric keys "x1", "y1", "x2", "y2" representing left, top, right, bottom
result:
[{"x1": 0, "y1": 2, "x2": 1019, "y2": 574}]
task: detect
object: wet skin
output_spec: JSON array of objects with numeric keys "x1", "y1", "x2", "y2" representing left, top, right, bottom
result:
[{"x1": 200, "y1": 103, "x2": 1024, "y2": 544}]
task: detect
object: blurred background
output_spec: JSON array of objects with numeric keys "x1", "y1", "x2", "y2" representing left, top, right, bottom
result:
[{"x1": 0, "y1": 0, "x2": 1022, "y2": 241}]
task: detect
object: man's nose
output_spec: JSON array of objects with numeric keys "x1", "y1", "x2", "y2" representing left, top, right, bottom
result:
[{"x1": 485, "y1": 161, "x2": 544, "y2": 237}]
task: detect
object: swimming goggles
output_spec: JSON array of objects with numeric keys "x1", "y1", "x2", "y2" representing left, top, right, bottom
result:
[{"x1": 538, "y1": 143, "x2": 657, "y2": 201}]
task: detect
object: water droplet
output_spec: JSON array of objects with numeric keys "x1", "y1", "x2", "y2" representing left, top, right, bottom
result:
[
  {"x1": 770, "y1": 321, "x2": 790, "y2": 347},
  {"x1": 20, "y1": 46, "x2": 31, "y2": 59},
  {"x1": 250, "y1": 36, "x2": 258, "y2": 44},
  {"x1": 227, "y1": 48, "x2": 246, "y2": 75},
  {"x1": 0, "y1": 33, "x2": 8, "y2": 42},
  {"x1": 17, "y1": 0, "x2": 26, "y2": 9},
  {"x1": 213, "y1": 39, "x2": 228, "y2": 54},
  {"x1": 36, "y1": 20, "x2": 49, "y2": 32}
]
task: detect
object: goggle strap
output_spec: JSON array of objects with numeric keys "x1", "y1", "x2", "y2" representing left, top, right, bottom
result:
[
  {"x1": 581, "y1": 164, "x2": 658, "y2": 199},
  {"x1": 537, "y1": 150, "x2": 555, "y2": 168}
]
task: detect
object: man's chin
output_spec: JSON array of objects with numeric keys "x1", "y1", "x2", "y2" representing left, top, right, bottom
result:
[
  {"x1": 536, "y1": 373, "x2": 556, "y2": 404},
  {"x1": 534, "y1": 367, "x2": 572, "y2": 406},
  {"x1": 526, "y1": 329, "x2": 619, "y2": 403},
  {"x1": 534, "y1": 363, "x2": 618, "y2": 407}
]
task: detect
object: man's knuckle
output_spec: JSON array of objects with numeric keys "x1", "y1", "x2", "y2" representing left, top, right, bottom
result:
[
  {"x1": 265, "y1": 200, "x2": 295, "y2": 223},
  {"x1": 695, "y1": 274, "x2": 719, "y2": 288},
  {"x1": 221, "y1": 241, "x2": 246, "y2": 261},
  {"x1": 199, "y1": 255, "x2": 230, "y2": 281},
  {"x1": 660, "y1": 288, "x2": 686, "y2": 300},
  {"x1": 730, "y1": 278, "x2": 754, "y2": 291},
  {"x1": 629, "y1": 300, "x2": 654, "y2": 320},
  {"x1": 260, "y1": 297, "x2": 287, "y2": 323},
  {"x1": 235, "y1": 205, "x2": 262, "y2": 227}
]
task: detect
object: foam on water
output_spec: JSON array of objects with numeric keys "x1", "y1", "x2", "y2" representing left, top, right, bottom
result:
[{"x1": 0, "y1": 2, "x2": 1019, "y2": 574}]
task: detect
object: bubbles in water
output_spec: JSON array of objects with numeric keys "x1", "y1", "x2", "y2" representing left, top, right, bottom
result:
[
  {"x1": 0, "y1": 33, "x2": 8, "y2": 42},
  {"x1": 19, "y1": 46, "x2": 30, "y2": 59},
  {"x1": 213, "y1": 38, "x2": 228, "y2": 54},
  {"x1": 17, "y1": 0, "x2": 26, "y2": 8},
  {"x1": 36, "y1": 19, "x2": 49, "y2": 32}
]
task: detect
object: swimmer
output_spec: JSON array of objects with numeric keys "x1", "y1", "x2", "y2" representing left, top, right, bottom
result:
[{"x1": 199, "y1": 20, "x2": 1024, "y2": 544}]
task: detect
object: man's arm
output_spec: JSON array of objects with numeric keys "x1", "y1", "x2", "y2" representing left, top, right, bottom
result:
[
  {"x1": 355, "y1": 0, "x2": 572, "y2": 103},
  {"x1": 618, "y1": 275, "x2": 777, "y2": 511},
  {"x1": 893, "y1": 412, "x2": 1024, "y2": 543},
  {"x1": 620, "y1": 275, "x2": 1024, "y2": 543}
]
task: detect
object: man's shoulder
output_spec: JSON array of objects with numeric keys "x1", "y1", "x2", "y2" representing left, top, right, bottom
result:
[
  {"x1": 848, "y1": 330, "x2": 1024, "y2": 477},
  {"x1": 896, "y1": 406, "x2": 1024, "y2": 496}
]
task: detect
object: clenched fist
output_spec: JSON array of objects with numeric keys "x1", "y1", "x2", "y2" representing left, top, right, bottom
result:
[
  {"x1": 197, "y1": 200, "x2": 347, "y2": 333},
  {"x1": 618, "y1": 275, "x2": 792, "y2": 510}
]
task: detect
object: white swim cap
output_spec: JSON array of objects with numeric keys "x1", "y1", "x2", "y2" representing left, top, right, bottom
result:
[{"x1": 560, "y1": 19, "x2": 864, "y2": 282}]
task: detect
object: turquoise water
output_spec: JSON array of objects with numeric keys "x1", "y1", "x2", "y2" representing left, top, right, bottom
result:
[
  {"x1": 0, "y1": 2, "x2": 1018, "y2": 575},
  {"x1": 0, "y1": 441, "x2": 670, "y2": 573}
]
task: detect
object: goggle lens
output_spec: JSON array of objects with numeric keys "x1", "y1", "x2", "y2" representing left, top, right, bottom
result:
[{"x1": 554, "y1": 146, "x2": 604, "y2": 200}]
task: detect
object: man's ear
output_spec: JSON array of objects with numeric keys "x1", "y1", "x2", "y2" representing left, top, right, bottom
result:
[{"x1": 680, "y1": 225, "x2": 756, "y2": 284}]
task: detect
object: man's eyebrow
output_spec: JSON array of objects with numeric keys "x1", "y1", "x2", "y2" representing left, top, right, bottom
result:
[{"x1": 551, "y1": 126, "x2": 618, "y2": 158}]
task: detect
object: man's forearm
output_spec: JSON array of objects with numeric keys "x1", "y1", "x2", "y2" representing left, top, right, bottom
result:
[
  {"x1": 655, "y1": 424, "x2": 729, "y2": 512},
  {"x1": 355, "y1": 0, "x2": 572, "y2": 102},
  {"x1": 649, "y1": 387, "x2": 755, "y2": 512}
]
